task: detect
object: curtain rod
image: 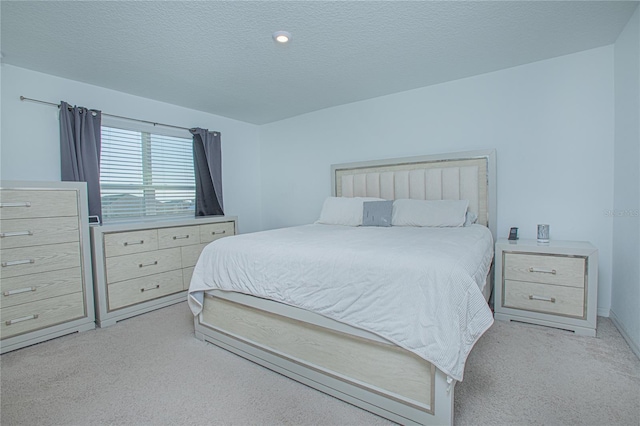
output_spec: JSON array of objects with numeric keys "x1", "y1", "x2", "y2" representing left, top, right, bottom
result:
[{"x1": 20, "y1": 95, "x2": 193, "y2": 132}]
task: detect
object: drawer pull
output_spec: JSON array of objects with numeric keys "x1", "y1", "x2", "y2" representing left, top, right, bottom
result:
[
  {"x1": 529, "y1": 295, "x2": 556, "y2": 303},
  {"x1": 138, "y1": 261, "x2": 158, "y2": 268},
  {"x1": 1, "y1": 259, "x2": 35, "y2": 267},
  {"x1": 211, "y1": 230, "x2": 227, "y2": 235},
  {"x1": 0, "y1": 202, "x2": 32, "y2": 208},
  {"x1": 3, "y1": 286, "x2": 36, "y2": 296},
  {"x1": 172, "y1": 235, "x2": 190, "y2": 240},
  {"x1": 528, "y1": 267, "x2": 557, "y2": 275},
  {"x1": 140, "y1": 284, "x2": 160, "y2": 293},
  {"x1": 124, "y1": 240, "x2": 144, "y2": 246},
  {"x1": 5, "y1": 314, "x2": 39, "y2": 326},
  {"x1": 0, "y1": 230, "x2": 33, "y2": 238}
]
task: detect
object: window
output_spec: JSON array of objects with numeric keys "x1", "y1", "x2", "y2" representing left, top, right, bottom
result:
[{"x1": 100, "y1": 126, "x2": 195, "y2": 222}]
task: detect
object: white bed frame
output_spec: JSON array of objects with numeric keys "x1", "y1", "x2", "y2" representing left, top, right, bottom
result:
[{"x1": 194, "y1": 149, "x2": 497, "y2": 425}]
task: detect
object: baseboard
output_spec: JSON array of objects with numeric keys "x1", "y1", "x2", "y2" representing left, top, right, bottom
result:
[
  {"x1": 597, "y1": 307, "x2": 610, "y2": 317},
  {"x1": 609, "y1": 310, "x2": 640, "y2": 360}
]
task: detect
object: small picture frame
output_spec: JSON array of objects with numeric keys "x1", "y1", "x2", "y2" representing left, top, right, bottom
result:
[{"x1": 537, "y1": 224, "x2": 550, "y2": 243}]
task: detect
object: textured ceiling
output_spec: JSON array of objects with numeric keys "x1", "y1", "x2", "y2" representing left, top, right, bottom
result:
[{"x1": 1, "y1": 1, "x2": 638, "y2": 125}]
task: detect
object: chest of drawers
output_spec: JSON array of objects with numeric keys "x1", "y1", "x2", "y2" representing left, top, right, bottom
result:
[
  {"x1": 494, "y1": 239, "x2": 598, "y2": 336},
  {"x1": 91, "y1": 216, "x2": 236, "y2": 327},
  {"x1": 0, "y1": 181, "x2": 95, "y2": 353}
]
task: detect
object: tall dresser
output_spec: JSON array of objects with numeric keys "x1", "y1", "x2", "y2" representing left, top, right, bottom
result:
[
  {"x1": 91, "y1": 216, "x2": 236, "y2": 327},
  {"x1": 0, "y1": 181, "x2": 95, "y2": 354}
]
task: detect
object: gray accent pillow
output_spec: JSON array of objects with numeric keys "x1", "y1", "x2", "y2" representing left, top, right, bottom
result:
[
  {"x1": 464, "y1": 211, "x2": 478, "y2": 227},
  {"x1": 362, "y1": 200, "x2": 393, "y2": 227}
]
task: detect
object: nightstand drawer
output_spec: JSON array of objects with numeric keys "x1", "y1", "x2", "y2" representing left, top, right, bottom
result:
[
  {"x1": 504, "y1": 280, "x2": 585, "y2": 318},
  {"x1": 104, "y1": 229, "x2": 158, "y2": 257},
  {"x1": 503, "y1": 253, "x2": 585, "y2": 288},
  {"x1": 107, "y1": 270, "x2": 184, "y2": 310}
]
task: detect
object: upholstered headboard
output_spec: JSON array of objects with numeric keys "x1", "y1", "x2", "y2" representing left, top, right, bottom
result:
[{"x1": 331, "y1": 149, "x2": 497, "y2": 239}]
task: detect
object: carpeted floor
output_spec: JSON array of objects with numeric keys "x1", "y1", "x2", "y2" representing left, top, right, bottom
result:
[{"x1": 1, "y1": 302, "x2": 638, "y2": 426}]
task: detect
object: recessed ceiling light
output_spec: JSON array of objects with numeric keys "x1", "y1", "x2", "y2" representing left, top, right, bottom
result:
[{"x1": 273, "y1": 31, "x2": 292, "y2": 44}]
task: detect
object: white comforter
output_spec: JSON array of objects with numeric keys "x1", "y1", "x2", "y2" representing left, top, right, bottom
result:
[{"x1": 188, "y1": 223, "x2": 494, "y2": 381}]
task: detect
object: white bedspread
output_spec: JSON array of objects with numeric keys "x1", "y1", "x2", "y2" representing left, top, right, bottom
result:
[{"x1": 188, "y1": 224, "x2": 494, "y2": 381}]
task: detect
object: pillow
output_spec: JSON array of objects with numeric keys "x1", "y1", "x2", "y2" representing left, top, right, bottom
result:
[
  {"x1": 362, "y1": 200, "x2": 393, "y2": 227},
  {"x1": 391, "y1": 199, "x2": 469, "y2": 227},
  {"x1": 316, "y1": 196, "x2": 384, "y2": 226},
  {"x1": 464, "y1": 211, "x2": 478, "y2": 227}
]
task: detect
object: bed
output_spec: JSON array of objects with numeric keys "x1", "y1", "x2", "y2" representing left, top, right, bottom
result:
[{"x1": 189, "y1": 149, "x2": 497, "y2": 425}]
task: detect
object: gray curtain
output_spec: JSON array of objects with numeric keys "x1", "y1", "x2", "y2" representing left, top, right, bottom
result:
[
  {"x1": 59, "y1": 101, "x2": 102, "y2": 221},
  {"x1": 191, "y1": 128, "x2": 224, "y2": 216}
]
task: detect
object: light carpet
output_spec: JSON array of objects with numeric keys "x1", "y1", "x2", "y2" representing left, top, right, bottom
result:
[{"x1": 1, "y1": 302, "x2": 638, "y2": 426}]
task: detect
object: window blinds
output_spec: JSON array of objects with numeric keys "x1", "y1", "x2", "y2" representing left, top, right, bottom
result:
[{"x1": 100, "y1": 126, "x2": 195, "y2": 222}]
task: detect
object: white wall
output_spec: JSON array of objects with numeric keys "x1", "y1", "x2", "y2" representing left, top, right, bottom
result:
[
  {"x1": 612, "y1": 6, "x2": 640, "y2": 357},
  {"x1": 260, "y1": 47, "x2": 615, "y2": 316},
  {"x1": 0, "y1": 65, "x2": 262, "y2": 233},
  {"x1": 0, "y1": 46, "x2": 623, "y2": 320}
]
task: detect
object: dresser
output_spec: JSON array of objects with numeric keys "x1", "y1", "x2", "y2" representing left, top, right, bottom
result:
[
  {"x1": 0, "y1": 181, "x2": 95, "y2": 354},
  {"x1": 91, "y1": 216, "x2": 236, "y2": 327},
  {"x1": 494, "y1": 239, "x2": 598, "y2": 336}
]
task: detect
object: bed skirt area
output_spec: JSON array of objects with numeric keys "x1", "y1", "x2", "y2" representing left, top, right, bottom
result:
[{"x1": 194, "y1": 290, "x2": 456, "y2": 426}]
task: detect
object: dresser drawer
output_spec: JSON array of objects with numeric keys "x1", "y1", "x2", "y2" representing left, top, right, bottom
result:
[
  {"x1": 0, "y1": 189, "x2": 78, "y2": 219},
  {"x1": 107, "y1": 269, "x2": 184, "y2": 310},
  {"x1": 1, "y1": 267, "x2": 83, "y2": 308},
  {"x1": 200, "y1": 221, "x2": 235, "y2": 244},
  {"x1": 0, "y1": 292, "x2": 85, "y2": 339},
  {"x1": 0, "y1": 217, "x2": 79, "y2": 249},
  {"x1": 181, "y1": 243, "x2": 208, "y2": 268},
  {"x1": 0, "y1": 242, "x2": 81, "y2": 279},
  {"x1": 103, "y1": 229, "x2": 159, "y2": 257},
  {"x1": 503, "y1": 253, "x2": 585, "y2": 288},
  {"x1": 503, "y1": 280, "x2": 585, "y2": 318},
  {"x1": 182, "y1": 267, "x2": 195, "y2": 290},
  {"x1": 158, "y1": 226, "x2": 199, "y2": 249},
  {"x1": 105, "y1": 247, "x2": 181, "y2": 284}
]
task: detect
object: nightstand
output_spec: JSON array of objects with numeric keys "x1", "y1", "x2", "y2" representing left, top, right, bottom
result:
[{"x1": 494, "y1": 238, "x2": 598, "y2": 337}]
